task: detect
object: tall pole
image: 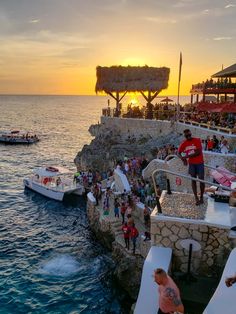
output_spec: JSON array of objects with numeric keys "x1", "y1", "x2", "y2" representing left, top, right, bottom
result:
[{"x1": 177, "y1": 52, "x2": 182, "y2": 121}]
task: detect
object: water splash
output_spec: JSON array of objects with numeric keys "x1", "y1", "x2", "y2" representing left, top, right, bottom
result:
[{"x1": 40, "y1": 255, "x2": 79, "y2": 277}]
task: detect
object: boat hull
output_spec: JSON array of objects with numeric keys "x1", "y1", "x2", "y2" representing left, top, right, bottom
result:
[
  {"x1": 0, "y1": 138, "x2": 39, "y2": 144},
  {"x1": 23, "y1": 179, "x2": 65, "y2": 201}
]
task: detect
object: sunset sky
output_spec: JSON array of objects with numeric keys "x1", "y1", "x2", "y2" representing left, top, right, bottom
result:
[{"x1": 0, "y1": 0, "x2": 235, "y2": 95}]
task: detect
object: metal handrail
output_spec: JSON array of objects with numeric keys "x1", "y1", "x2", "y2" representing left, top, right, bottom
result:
[
  {"x1": 164, "y1": 155, "x2": 236, "y2": 176},
  {"x1": 151, "y1": 167, "x2": 235, "y2": 201}
]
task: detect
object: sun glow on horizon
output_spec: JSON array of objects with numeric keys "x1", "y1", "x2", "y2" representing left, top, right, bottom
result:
[
  {"x1": 121, "y1": 57, "x2": 147, "y2": 66},
  {"x1": 0, "y1": 1, "x2": 234, "y2": 95}
]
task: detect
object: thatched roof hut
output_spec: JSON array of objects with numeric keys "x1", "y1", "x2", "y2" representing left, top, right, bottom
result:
[{"x1": 95, "y1": 65, "x2": 170, "y2": 93}]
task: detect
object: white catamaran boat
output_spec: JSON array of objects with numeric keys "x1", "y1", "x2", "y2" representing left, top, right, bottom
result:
[
  {"x1": 0, "y1": 130, "x2": 39, "y2": 144},
  {"x1": 23, "y1": 166, "x2": 85, "y2": 201}
]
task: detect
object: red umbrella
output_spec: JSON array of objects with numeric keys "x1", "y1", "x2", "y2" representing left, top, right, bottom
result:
[
  {"x1": 220, "y1": 103, "x2": 236, "y2": 113},
  {"x1": 196, "y1": 102, "x2": 225, "y2": 112}
]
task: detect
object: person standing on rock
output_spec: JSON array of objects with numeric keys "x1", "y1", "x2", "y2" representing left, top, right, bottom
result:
[
  {"x1": 103, "y1": 188, "x2": 110, "y2": 215},
  {"x1": 130, "y1": 223, "x2": 139, "y2": 255},
  {"x1": 114, "y1": 198, "x2": 120, "y2": 218},
  {"x1": 154, "y1": 268, "x2": 184, "y2": 314},
  {"x1": 143, "y1": 205, "x2": 151, "y2": 228},
  {"x1": 178, "y1": 129, "x2": 205, "y2": 206},
  {"x1": 120, "y1": 202, "x2": 127, "y2": 224},
  {"x1": 122, "y1": 222, "x2": 130, "y2": 250}
]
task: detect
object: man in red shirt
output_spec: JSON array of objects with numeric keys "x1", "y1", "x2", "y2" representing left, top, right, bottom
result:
[
  {"x1": 154, "y1": 268, "x2": 184, "y2": 314},
  {"x1": 178, "y1": 129, "x2": 205, "y2": 205}
]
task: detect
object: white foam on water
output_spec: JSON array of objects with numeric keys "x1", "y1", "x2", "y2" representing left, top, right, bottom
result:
[{"x1": 40, "y1": 255, "x2": 80, "y2": 277}]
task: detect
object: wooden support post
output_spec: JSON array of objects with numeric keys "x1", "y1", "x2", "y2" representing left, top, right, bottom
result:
[
  {"x1": 107, "y1": 91, "x2": 127, "y2": 117},
  {"x1": 116, "y1": 91, "x2": 119, "y2": 113},
  {"x1": 140, "y1": 91, "x2": 160, "y2": 120}
]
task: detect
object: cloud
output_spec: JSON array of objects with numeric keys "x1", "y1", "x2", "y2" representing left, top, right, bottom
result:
[
  {"x1": 213, "y1": 36, "x2": 233, "y2": 40},
  {"x1": 142, "y1": 16, "x2": 177, "y2": 24},
  {"x1": 202, "y1": 9, "x2": 209, "y2": 14},
  {"x1": 225, "y1": 4, "x2": 236, "y2": 9},
  {"x1": 172, "y1": 0, "x2": 195, "y2": 8},
  {"x1": 29, "y1": 19, "x2": 40, "y2": 24}
]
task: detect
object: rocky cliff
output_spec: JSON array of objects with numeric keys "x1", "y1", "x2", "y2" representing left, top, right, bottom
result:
[{"x1": 74, "y1": 121, "x2": 181, "y2": 171}]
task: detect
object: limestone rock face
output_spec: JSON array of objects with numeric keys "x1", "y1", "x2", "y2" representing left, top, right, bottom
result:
[
  {"x1": 74, "y1": 122, "x2": 181, "y2": 171},
  {"x1": 112, "y1": 242, "x2": 144, "y2": 299}
]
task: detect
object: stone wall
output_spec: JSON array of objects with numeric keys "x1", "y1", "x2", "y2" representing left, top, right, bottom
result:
[
  {"x1": 151, "y1": 212, "x2": 236, "y2": 275},
  {"x1": 101, "y1": 116, "x2": 236, "y2": 147},
  {"x1": 101, "y1": 116, "x2": 172, "y2": 138}
]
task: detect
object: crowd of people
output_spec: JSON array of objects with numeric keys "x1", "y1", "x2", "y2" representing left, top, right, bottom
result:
[
  {"x1": 100, "y1": 184, "x2": 150, "y2": 254},
  {"x1": 179, "y1": 111, "x2": 236, "y2": 130},
  {"x1": 203, "y1": 135, "x2": 231, "y2": 154},
  {"x1": 192, "y1": 77, "x2": 236, "y2": 90},
  {"x1": 74, "y1": 168, "x2": 114, "y2": 189},
  {"x1": 154, "y1": 135, "x2": 232, "y2": 161},
  {"x1": 85, "y1": 155, "x2": 159, "y2": 254},
  {"x1": 103, "y1": 94, "x2": 236, "y2": 134},
  {"x1": 156, "y1": 144, "x2": 178, "y2": 160}
]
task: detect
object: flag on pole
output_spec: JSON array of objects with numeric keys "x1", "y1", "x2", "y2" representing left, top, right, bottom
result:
[
  {"x1": 178, "y1": 52, "x2": 182, "y2": 82},
  {"x1": 177, "y1": 52, "x2": 182, "y2": 120}
]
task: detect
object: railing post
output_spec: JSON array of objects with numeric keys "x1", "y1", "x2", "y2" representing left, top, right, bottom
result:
[
  {"x1": 156, "y1": 197, "x2": 162, "y2": 214},
  {"x1": 167, "y1": 178, "x2": 172, "y2": 194},
  {"x1": 187, "y1": 243, "x2": 193, "y2": 277}
]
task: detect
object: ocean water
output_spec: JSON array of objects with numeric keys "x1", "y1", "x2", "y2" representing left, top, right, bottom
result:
[{"x1": 0, "y1": 95, "x2": 128, "y2": 314}]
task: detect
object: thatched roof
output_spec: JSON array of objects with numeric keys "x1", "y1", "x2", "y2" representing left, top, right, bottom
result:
[
  {"x1": 212, "y1": 63, "x2": 236, "y2": 78},
  {"x1": 95, "y1": 66, "x2": 170, "y2": 93}
]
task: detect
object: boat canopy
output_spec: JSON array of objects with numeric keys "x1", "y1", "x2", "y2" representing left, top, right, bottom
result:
[
  {"x1": 0, "y1": 130, "x2": 36, "y2": 136},
  {"x1": 33, "y1": 166, "x2": 72, "y2": 177}
]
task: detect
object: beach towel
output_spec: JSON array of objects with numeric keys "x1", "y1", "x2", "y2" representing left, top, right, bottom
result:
[{"x1": 210, "y1": 167, "x2": 236, "y2": 187}]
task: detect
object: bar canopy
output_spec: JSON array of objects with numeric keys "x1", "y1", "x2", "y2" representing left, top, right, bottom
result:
[
  {"x1": 95, "y1": 65, "x2": 170, "y2": 93},
  {"x1": 95, "y1": 65, "x2": 170, "y2": 118},
  {"x1": 212, "y1": 64, "x2": 236, "y2": 78}
]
